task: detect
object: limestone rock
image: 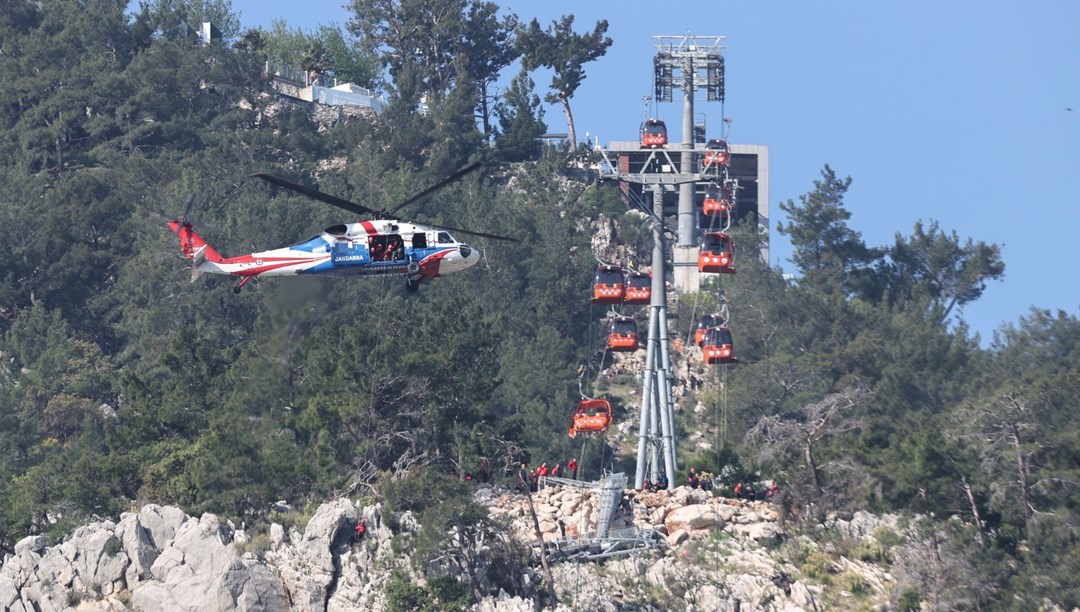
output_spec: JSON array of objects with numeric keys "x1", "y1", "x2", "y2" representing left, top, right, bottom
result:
[
  {"x1": 667, "y1": 529, "x2": 690, "y2": 546},
  {"x1": 14, "y1": 535, "x2": 44, "y2": 556},
  {"x1": 791, "y1": 580, "x2": 818, "y2": 610},
  {"x1": 664, "y1": 504, "x2": 723, "y2": 533},
  {"x1": 269, "y1": 523, "x2": 285, "y2": 550},
  {"x1": 274, "y1": 498, "x2": 357, "y2": 612}
]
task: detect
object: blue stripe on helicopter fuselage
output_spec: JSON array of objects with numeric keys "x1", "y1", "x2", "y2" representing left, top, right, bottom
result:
[
  {"x1": 296, "y1": 246, "x2": 455, "y2": 276},
  {"x1": 299, "y1": 259, "x2": 411, "y2": 276}
]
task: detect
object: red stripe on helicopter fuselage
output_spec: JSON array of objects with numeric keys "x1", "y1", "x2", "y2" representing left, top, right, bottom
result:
[
  {"x1": 219, "y1": 254, "x2": 330, "y2": 276},
  {"x1": 360, "y1": 221, "x2": 378, "y2": 235},
  {"x1": 418, "y1": 248, "x2": 454, "y2": 278}
]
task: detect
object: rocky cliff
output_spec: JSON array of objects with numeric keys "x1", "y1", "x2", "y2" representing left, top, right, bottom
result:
[{"x1": 1, "y1": 483, "x2": 906, "y2": 611}]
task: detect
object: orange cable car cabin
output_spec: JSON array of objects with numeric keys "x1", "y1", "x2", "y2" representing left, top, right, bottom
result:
[
  {"x1": 607, "y1": 316, "x2": 639, "y2": 352},
  {"x1": 641, "y1": 119, "x2": 668, "y2": 149},
  {"x1": 698, "y1": 232, "x2": 736, "y2": 274},
  {"x1": 703, "y1": 183, "x2": 732, "y2": 218},
  {"x1": 703, "y1": 138, "x2": 730, "y2": 167},
  {"x1": 569, "y1": 398, "x2": 613, "y2": 438},
  {"x1": 702, "y1": 326, "x2": 737, "y2": 365},
  {"x1": 695, "y1": 314, "x2": 722, "y2": 347},
  {"x1": 592, "y1": 264, "x2": 625, "y2": 303},
  {"x1": 623, "y1": 270, "x2": 651, "y2": 305}
]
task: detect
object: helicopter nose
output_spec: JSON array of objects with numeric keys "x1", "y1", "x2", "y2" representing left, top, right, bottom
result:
[
  {"x1": 459, "y1": 244, "x2": 479, "y2": 267},
  {"x1": 437, "y1": 244, "x2": 480, "y2": 275}
]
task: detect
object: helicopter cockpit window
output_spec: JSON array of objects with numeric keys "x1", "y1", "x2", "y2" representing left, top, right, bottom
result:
[
  {"x1": 324, "y1": 224, "x2": 348, "y2": 236},
  {"x1": 437, "y1": 232, "x2": 454, "y2": 244}
]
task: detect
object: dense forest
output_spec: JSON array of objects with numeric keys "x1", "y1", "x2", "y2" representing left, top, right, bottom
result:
[{"x1": 1, "y1": 1, "x2": 1077, "y2": 609}]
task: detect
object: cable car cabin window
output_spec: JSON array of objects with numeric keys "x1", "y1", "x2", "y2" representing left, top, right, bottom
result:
[
  {"x1": 626, "y1": 273, "x2": 649, "y2": 290},
  {"x1": 412, "y1": 233, "x2": 427, "y2": 248},
  {"x1": 695, "y1": 315, "x2": 720, "y2": 346},
  {"x1": 705, "y1": 327, "x2": 734, "y2": 346},
  {"x1": 702, "y1": 233, "x2": 731, "y2": 252},
  {"x1": 643, "y1": 123, "x2": 666, "y2": 137},
  {"x1": 437, "y1": 232, "x2": 454, "y2": 244},
  {"x1": 594, "y1": 266, "x2": 624, "y2": 285},
  {"x1": 611, "y1": 318, "x2": 637, "y2": 335}
]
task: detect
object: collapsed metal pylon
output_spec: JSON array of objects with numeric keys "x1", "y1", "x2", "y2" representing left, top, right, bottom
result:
[{"x1": 534, "y1": 473, "x2": 666, "y2": 563}]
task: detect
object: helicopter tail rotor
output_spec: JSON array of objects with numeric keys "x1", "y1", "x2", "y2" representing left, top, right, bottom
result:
[{"x1": 168, "y1": 219, "x2": 224, "y2": 266}]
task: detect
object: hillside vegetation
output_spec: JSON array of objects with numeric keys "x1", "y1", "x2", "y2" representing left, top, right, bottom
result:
[{"x1": 1, "y1": 1, "x2": 1077, "y2": 609}]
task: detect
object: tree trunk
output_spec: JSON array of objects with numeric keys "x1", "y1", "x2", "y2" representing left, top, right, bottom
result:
[
  {"x1": 960, "y1": 476, "x2": 985, "y2": 544},
  {"x1": 560, "y1": 94, "x2": 576, "y2": 152},
  {"x1": 478, "y1": 81, "x2": 493, "y2": 142},
  {"x1": 1009, "y1": 423, "x2": 1033, "y2": 523},
  {"x1": 805, "y1": 436, "x2": 823, "y2": 494}
]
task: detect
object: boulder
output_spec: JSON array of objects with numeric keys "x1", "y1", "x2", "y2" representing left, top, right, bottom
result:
[
  {"x1": 0, "y1": 575, "x2": 20, "y2": 610},
  {"x1": 733, "y1": 522, "x2": 781, "y2": 541},
  {"x1": 14, "y1": 536, "x2": 44, "y2": 556},
  {"x1": 269, "y1": 524, "x2": 285, "y2": 550},
  {"x1": 791, "y1": 580, "x2": 818, "y2": 610},
  {"x1": 206, "y1": 557, "x2": 288, "y2": 611},
  {"x1": 275, "y1": 498, "x2": 358, "y2": 612},
  {"x1": 714, "y1": 502, "x2": 738, "y2": 522},
  {"x1": 667, "y1": 529, "x2": 690, "y2": 546},
  {"x1": 138, "y1": 504, "x2": 187, "y2": 549},
  {"x1": 117, "y1": 511, "x2": 159, "y2": 585},
  {"x1": 131, "y1": 513, "x2": 234, "y2": 611},
  {"x1": 70, "y1": 524, "x2": 129, "y2": 596},
  {"x1": 664, "y1": 504, "x2": 723, "y2": 533}
]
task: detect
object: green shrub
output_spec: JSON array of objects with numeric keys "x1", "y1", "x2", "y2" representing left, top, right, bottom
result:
[
  {"x1": 851, "y1": 539, "x2": 890, "y2": 565},
  {"x1": 837, "y1": 571, "x2": 869, "y2": 595},
  {"x1": 897, "y1": 589, "x2": 920, "y2": 611},
  {"x1": 873, "y1": 526, "x2": 903, "y2": 549},
  {"x1": 235, "y1": 533, "x2": 273, "y2": 558},
  {"x1": 799, "y1": 549, "x2": 835, "y2": 582}
]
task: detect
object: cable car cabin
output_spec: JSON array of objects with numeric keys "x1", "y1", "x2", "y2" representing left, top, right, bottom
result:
[
  {"x1": 623, "y1": 271, "x2": 652, "y2": 304},
  {"x1": 698, "y1": 232, "x2": 736, "y2": 274},
  {"x1": 593, "y1": 265, "x2": 626, "y2": 303},
  {"x1": 695, "y1": 314, "x2": 723, "y2": 347},
  {"x1": 641, "y1": 119, "x2": 668, "y2": 149},
  {"x1": 607, "y1": 316, "x2": 639, "y2": 352},
  {"x1": 703, "y1": 138, "x2": 730, "y2": 167},
  {"x1": 702, "y1": 327, "x2": 738, "y2": 365},
  {"x1": 569, "y1": 398, "x2": 613, "y2": 438},
  {"x1": 703, "y1": 183, "x2": 732, "y2": 218}
]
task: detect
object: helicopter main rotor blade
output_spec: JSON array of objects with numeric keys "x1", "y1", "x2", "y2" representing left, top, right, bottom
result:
[
  {"x1": 252, "y1": 173, "x2": 379, "y2": 218},
  {"x1": 385, "y1": 161, "x2": 482, "y2": 216}
]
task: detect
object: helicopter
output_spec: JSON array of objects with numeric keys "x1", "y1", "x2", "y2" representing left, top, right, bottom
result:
[{"x1": 168, "y1": 162, "x2": 515, "y2": 293}]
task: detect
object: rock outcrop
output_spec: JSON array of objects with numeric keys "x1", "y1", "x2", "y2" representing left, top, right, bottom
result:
[{"x1": 0, "y1": 485, "x2": 905, "y2": 611}]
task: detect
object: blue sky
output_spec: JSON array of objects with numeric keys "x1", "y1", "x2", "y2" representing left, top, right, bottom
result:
[{"x1": 229, "y1": 0, "x2": 1080, "y2": 342}]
